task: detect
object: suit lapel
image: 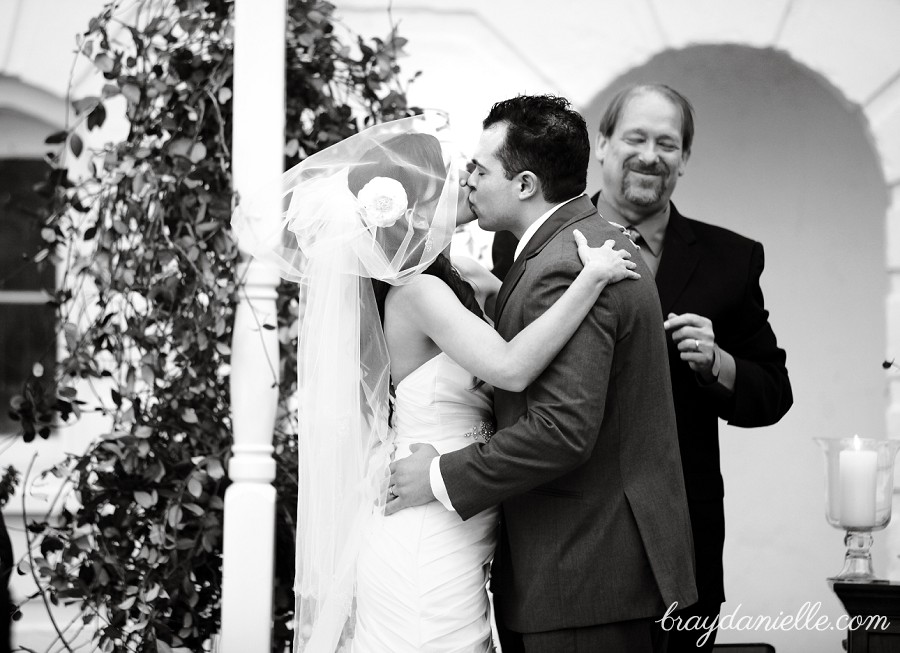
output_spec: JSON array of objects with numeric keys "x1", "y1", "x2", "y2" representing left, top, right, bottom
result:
[
  {"x1": 656, "y1": 203, "x2": 700, "y2": 316},
  {"x1": 493, "y1": 196, "x2": 596, "y2": 323}
]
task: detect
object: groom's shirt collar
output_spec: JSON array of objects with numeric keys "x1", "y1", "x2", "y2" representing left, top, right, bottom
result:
[{"x1": 513, "y1": 195, "x2": 583, "y2": 261}]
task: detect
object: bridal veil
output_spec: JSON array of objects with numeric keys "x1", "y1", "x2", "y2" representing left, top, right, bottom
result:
[{"x1": 231, "y1": 116, "x2": 460, "y2": 651}]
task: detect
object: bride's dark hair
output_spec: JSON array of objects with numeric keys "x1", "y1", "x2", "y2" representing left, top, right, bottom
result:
[
  {"x1": 347, "y1": 131, "x2": 485, "y2": 324},
  {"x1": 371, "y1": 253, "x2": 484, "y2": 325}
]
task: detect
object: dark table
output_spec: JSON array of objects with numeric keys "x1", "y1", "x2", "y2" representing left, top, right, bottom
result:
[{"x1": 832, "y1": 581, "x2": 900, "y2": 652}]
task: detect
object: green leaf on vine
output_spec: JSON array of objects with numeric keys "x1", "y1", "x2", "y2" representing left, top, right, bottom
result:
[
  {"x1": 121, "y1": 83, "x2": 141, "y2": 104},
  {"x1": 87, "y1": 103, "x2": 107, "y2": 130},
  {"x1": 69, "y1": 133, "x2": 83, "y2": 157},
  {"x1": 93, "y1": 53, "x2": 114, "y2": 73},
  {"x1": 72, "y1": 96, "x2": 99, "y2": 114},
  {"x1": 187, "y1": 477, "x2": 202, "y2": 498},
  {"x1": 134, "y1": 491, "x2": 156, "y2": 508},
  {"x1": 45, "y1": 130, "x2": 68, "y2": 144}
]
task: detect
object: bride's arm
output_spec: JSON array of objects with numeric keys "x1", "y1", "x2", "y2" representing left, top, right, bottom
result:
[
  {"x1": 396, "y1": 231, "x2": 639, "y2": 391},
  {"x1": 450, "y1": 255, "x2": 501, "y2": 318}
]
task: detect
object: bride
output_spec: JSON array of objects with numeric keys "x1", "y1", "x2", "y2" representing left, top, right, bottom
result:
[{"x1": 231, "y1": 116, "x2": 638, "y2": 652}]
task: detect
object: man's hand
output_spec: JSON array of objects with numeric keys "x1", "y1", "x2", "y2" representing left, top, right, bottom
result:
[
  {"x1": 384, "y1": 443, "x2": 439, "y2": 516},
  {"x1": 664, "y1": 312, "x2": 719, "y2": 382}
]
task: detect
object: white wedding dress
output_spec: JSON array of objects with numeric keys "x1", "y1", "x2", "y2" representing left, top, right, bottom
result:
[{"x1": 353, "y1": 352, "x2": 499, "y2": 652}]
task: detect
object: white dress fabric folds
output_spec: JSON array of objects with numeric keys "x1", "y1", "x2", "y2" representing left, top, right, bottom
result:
[{"x1": 354, "y1": 353, "x2": 498, "y2": 653}]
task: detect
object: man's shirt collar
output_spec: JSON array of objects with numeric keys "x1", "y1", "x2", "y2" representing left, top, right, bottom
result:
[{"x1": 513, "y1": 195, "x2": 583, "y2": 261}]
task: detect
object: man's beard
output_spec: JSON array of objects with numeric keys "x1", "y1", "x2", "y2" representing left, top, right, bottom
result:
[{"x1": 621, "y1": 161, "x2": 668, "y2": 207}]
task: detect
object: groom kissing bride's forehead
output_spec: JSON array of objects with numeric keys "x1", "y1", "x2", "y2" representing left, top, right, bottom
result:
[{"x1": 388, "y1": 93, "x2": 697, "y2": 653}]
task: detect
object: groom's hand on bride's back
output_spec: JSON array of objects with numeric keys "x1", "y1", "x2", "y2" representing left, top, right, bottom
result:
[{"x1": 385, "y1": 443, "x2": 439, "y2": 516}]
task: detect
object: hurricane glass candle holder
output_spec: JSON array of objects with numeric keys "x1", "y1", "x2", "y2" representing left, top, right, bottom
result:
[{"x1": 814, "y1": 435, "x2": 900, "y2": 581}]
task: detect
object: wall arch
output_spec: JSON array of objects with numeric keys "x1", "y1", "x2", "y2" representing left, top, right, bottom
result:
[
  {"x1": 0, "y1": 75, "x2": 65, "y2": 127},
  {"x1": 0, "y1": 75, "x2": 65, "y2": 158}
]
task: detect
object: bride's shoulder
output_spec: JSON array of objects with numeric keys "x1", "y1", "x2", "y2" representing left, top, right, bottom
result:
[
  {"x1": 389, "y1": 274, "x2": 451, "y2": 304},
  {"x1": 399, "y1": 273, "x2": 447, "y2": 291},
  {"x1": 387, "y1": 275, "x2": 458, "y2": 324}
]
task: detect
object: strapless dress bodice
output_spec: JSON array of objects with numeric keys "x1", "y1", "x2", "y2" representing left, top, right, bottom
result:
[{"x1": 393, "y1": 352, "x2": 494, "y2": 458}]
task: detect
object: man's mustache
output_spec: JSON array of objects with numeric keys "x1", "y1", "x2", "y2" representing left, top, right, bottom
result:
[{"x1": 625, "y1": 161, "x2": 668, "y2": 176}]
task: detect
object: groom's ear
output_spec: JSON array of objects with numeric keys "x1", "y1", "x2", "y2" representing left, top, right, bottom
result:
[{"x1": 516, "y1": 170, "x2": 539, "y2": 201}]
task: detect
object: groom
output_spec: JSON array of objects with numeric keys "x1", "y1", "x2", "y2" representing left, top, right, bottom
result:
[{"x1": 387, "y1": 95, "x2": 696, "y2": 651}]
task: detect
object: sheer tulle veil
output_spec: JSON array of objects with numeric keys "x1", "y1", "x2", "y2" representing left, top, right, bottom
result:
[{"x1": 230, "y1": 116, "x2": 460, "y2": 651}]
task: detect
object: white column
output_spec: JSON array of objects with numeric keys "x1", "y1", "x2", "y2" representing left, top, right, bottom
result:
[
  {"x1": 221, "y1": 0, "x2": 285, "y2": 650},
  {"x1": 868, "y1": 72, "x2": 900, "y2": 581}
]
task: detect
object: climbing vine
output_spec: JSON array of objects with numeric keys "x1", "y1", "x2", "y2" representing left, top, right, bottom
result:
[{"x1": 7, "y1": 1, "x2": 416, "y2": 650}]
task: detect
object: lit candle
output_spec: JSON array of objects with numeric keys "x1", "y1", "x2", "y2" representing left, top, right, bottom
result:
[{"x1": 838, "y1": 435, "x2": 878, "y2": 528}]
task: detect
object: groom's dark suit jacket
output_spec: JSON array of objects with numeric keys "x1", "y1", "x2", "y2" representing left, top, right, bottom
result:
[
  {"x1": 441, "y1": 196, "x2": 697, "y2": 633},
  {"x1": 493, "y1": 199, "x2": 793, "y2": 607}
]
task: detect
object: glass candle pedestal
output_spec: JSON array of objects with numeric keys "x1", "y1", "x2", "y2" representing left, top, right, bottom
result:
[{"x1": 815, "y1": 436, "x2": 900, "y2": 581}]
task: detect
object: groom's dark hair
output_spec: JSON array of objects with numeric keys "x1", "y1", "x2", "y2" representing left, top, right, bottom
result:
[{"x1": 483, "y1": 94, "x2": 589, "y2": 203}]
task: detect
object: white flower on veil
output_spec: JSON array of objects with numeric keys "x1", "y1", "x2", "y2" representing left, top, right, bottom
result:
[{"x1": 357, "y1": 176, "x2": 408, "y2": 228}]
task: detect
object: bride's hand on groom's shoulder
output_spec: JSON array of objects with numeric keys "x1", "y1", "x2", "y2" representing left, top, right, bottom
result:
[
  {"x1": 573, "y1": 229, "x2": 640, "y2": 285},
  {"x1": 384, "y1": 443, "x2": 439, "y2": 516}
]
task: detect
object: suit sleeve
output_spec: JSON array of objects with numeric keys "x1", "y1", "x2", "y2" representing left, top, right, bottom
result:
[
  {"x1": 718, "y1": 241, "x2": 793, "y2": 427},
  {"x1": 440, "y1": 256, "x2": 617, "y2": 520}
]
